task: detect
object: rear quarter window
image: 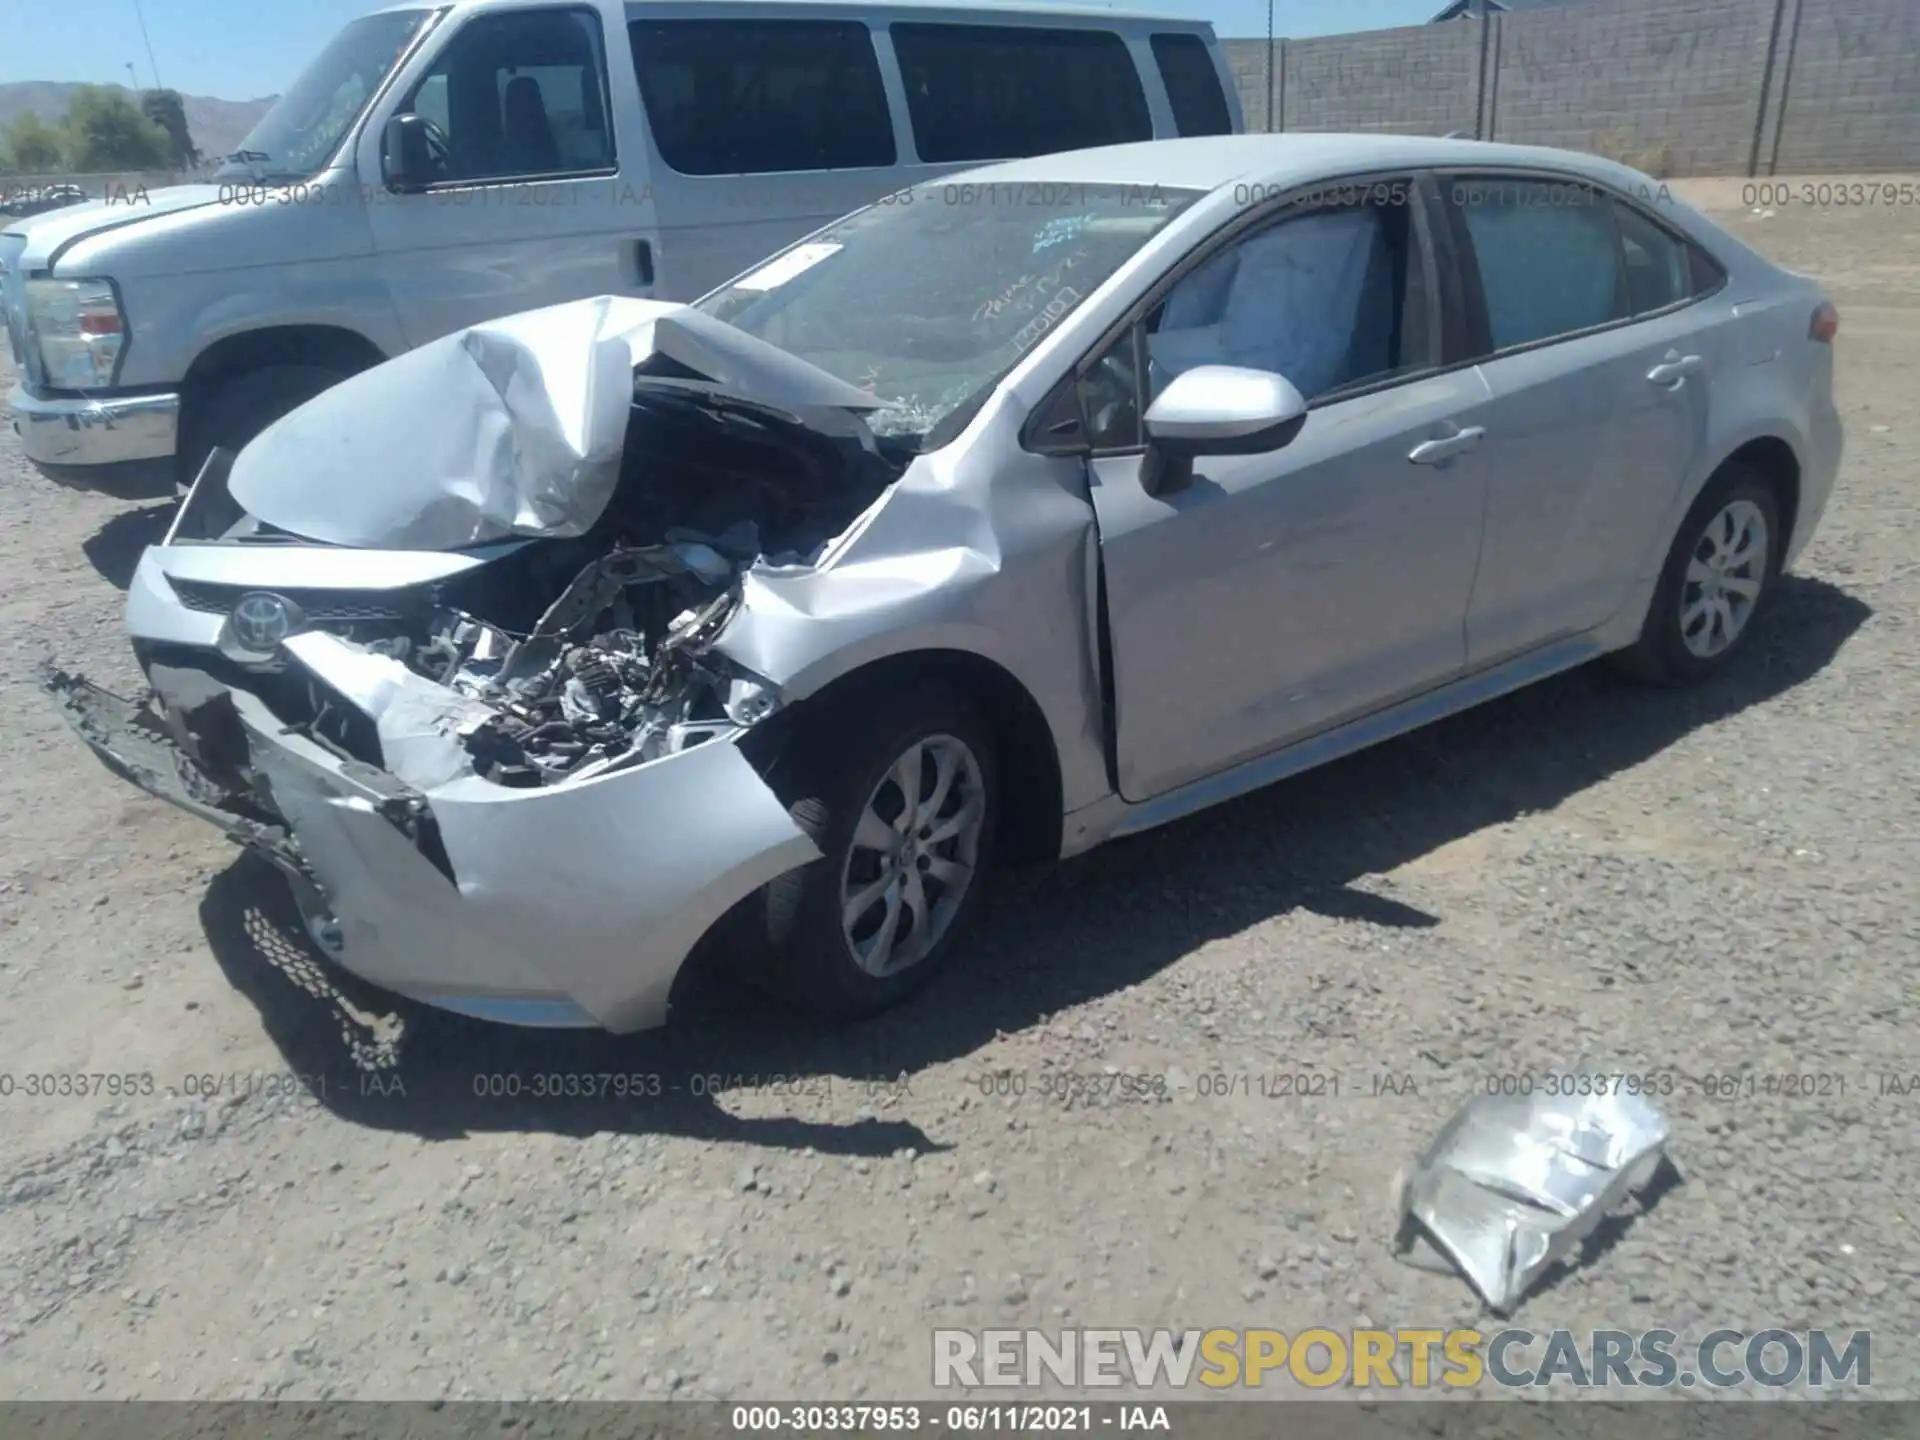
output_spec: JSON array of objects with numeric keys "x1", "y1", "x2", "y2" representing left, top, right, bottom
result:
[
  {"x1": 1611, "y1": 198, "x2": 1693, "y2": 314},
  {"x1": 891, "y1": 23, "x2": 1152, "y2": 163}
]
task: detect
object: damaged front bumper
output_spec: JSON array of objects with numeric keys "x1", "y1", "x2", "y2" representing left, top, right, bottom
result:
[{"x1": 45, "y1": 647, "x2": 821, "y2": 1032}]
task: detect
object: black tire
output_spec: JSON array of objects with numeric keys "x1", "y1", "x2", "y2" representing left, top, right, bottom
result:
[
  {"x1": 179, "y1": 364, "x2": 346, "y2": 488},
  {"x1": 1612, "y1": 462, "x2": 1782, "y2": 686},
  {"x1": 750, "y1": 683, "x2": 999, "y2": 1020}
]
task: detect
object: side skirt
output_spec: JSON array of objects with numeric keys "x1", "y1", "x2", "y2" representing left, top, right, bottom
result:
[{"x1": 1062, "y1": 633, "x2": 1606, "y2": 855}]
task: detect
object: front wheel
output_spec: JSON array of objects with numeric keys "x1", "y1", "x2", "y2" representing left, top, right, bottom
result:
[
  {"x1": 752, "y1": 685, "x2": 998, "y2": 1019},
  {"x1": 1613, "y1": 465, "x2": 1781, "y2": 685}
]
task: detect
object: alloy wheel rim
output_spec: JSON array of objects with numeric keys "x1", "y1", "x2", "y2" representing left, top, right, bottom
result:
[
  {"x1": 839, "y1": 733, "x2": 986, "y2": 978},
  {"x1": 1679, "y1": 498, "x2": 1768, "y2": 659}
]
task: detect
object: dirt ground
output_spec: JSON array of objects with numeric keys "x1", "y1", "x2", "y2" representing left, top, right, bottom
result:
[{"x1": 0, "y1": 178, "x2": 1916, "y2": 1402}]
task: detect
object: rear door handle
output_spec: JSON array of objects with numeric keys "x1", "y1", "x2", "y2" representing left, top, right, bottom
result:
[
  {"x1": 1647, "y1": 352, "x2": 1704, "y2": 386},
  {"x1": 1408, "y1": 424, "x2": 1485, "y2": 464}
]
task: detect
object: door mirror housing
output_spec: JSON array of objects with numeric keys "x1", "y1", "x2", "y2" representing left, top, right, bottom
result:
[
  {"x1": 1144, "y1": 364, "x2": 1309, "y2": 455},
  {"x1": 1140, "y1": 366, "x2": 1308, "y2": 495},
  {"x1": 381, "y1": 114, "x2": 435, "y2": 193}
]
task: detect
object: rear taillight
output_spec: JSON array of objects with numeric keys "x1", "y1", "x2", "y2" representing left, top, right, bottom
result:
[{"x1": 1810, "y1": 301, "x2": 1839, "y2": 343}]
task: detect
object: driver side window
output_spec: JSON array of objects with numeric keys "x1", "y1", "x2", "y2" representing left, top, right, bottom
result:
[
  {"x1": 399, "y1": 7, "x2": 616, "y2": 184},
  {"x1": 1080, "y1": 189, "x2": 1431, "y2": 451}
]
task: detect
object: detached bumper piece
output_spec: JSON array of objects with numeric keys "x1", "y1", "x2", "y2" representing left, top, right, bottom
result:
[
  {"x1": 42, "y1": 667, "x2": 300, "y2": 867},
  {"x1": 1394, "y1": 1087, "x2": 1673, "y2": 1314},
  {"x1": 42, "y1": 648, "x2": 821, "y2": 1033}
]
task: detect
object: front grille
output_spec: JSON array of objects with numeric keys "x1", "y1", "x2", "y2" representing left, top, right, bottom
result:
[{"x1": 168, "y1": 578, "x2": 411, "y2": 622}]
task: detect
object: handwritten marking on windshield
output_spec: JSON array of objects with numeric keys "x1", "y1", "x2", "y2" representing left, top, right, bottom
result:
[
  {"x1": 972, "y1": 252, "x2": 1085, "y2": 324},
  {"x1": 1011, "y1": 287, "x2": 1083, "y2": 356},
  {"x1": 1032, "y1": 213, "x2": 1098, "y2": 254}
]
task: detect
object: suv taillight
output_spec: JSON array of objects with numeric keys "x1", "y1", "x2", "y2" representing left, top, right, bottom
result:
[{"x1": 1810, "y1": 301, "x2": 1839, "y2": 343}]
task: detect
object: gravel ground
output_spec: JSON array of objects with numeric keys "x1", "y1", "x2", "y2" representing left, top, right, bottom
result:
[{"x1": 0, "y1": 180, "x2": 1915, "y2": 1403}]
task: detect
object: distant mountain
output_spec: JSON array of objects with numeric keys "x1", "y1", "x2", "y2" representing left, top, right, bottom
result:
[{"x1": 0, "y1": 82, "x2": 276, "y2": 169}]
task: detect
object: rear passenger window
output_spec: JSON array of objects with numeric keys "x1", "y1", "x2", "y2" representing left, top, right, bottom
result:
[
  {"x1": 1151, "y1": 34, "x2": 1232, "y2": 137},
  {"x1": 1612, "y1": 199, "x2": 1694, "y2": 313},
  {"x1": 892, "y1": 24, "x2": 1152, "y2": 163},
  {"x1": 1451, "y1": 178, "x2": 1625, "y2": 350},
  {"x1": 629, "y1": 20, "x2": 895, "y2": 175}
]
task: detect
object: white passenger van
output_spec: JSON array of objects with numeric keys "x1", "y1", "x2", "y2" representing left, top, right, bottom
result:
[{"x1": 4, "y1": 0, "x2": 1242, "y2": 494}]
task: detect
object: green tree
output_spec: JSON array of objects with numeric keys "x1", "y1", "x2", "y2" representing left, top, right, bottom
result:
[
  {"x1": 141, "y1": 88, "x2": 200, "y2": 168},
  {"x1": 1, "y1": 112, "x2": 68, "y2": 174},
  {"x1": 61, "y1": 85, "x2": 171, "y2": 171}
]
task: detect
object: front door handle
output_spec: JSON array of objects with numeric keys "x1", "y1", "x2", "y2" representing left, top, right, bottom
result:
[
  {"x1": 1647, "y1": 351, "x2": 1705, "y2": 386},
  {"x1": 1408, "y1": 424, "x2": 1485, "y2": 465}
]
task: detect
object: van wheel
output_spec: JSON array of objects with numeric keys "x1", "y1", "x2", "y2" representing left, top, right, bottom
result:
[
  {"x1": 1612, "y1": 463, "x2": 1781, "y2": 685},
  {"x1": 753, "y1": 684, "x2": 998, "y2": 1020},
  {"x1": 179, "y1": 364, "x2": 346, "y2": 487}
]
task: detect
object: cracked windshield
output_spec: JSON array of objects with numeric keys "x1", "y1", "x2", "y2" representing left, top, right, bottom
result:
[{"x1": 697, "y1": 185, "x2": 1198, "y2": 445}]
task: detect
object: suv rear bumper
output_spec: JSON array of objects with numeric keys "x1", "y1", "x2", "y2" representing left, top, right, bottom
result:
[{"x1": 10, "y1": 381, "x2": 180, "y2": 480}]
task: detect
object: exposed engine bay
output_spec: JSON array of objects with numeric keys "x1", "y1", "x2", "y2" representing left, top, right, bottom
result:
[{"x1": 178, "y1": 372, "x2": 903, "y2": 790}]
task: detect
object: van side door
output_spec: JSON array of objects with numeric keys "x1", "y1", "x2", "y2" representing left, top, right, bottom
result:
[{"x1": 357, "y1": 0, "x2": 656, "y2": 346}]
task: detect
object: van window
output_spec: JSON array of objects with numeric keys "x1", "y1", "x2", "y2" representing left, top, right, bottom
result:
[
  {"x1": 400, "y1": 7, "x2": 615, "y2": 182},
  {"x1": 891, "y1": 24, "x2": 1152, "y2": 163},
  {"x1": 629, "y1": 20, "x2": 895, "y2": 175},
  {"x1": 1151, "y1": 33, "x2": 1232, "y2": 137}
]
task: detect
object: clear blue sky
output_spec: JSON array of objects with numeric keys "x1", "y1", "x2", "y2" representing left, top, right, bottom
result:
[{"x1": 2, "y1": 0, "x2": 1443, "y2": 100}]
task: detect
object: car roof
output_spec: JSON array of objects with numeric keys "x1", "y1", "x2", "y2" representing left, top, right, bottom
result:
[
  {"x1": 939, "y1": 132, "x2": 1660, "y2": 195},
  {"x1": 376, "y1": 0, "x2": 1211, "y2": 24}
]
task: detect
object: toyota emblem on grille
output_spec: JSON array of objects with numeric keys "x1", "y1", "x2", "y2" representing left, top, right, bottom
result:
[{"x1": 228, "y1": 592, "x2": 304, "y2": 652}]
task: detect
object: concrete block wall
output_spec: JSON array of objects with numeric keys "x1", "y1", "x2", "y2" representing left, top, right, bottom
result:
[
  {"x1": 1284, "y1": 21, "x2": 1484, "y2": 135},
  {"x1": 1221, "y1": 39, "x2": 1279, "y2": 131},
  {"x1": 1222, "y1": 0, "x2": 1919, "y2": 176},
  {"x1": 1489, "y1": 0, "x2": 1776, "y2": 174},
  {"x1": 1768, "y1": 0, "x2": 1920, "y2": 171}
]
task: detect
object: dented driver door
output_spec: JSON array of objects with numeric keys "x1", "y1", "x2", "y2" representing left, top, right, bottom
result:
[{"x1": 1081, "y1": 189, "x2": 1490, "y2": 804}]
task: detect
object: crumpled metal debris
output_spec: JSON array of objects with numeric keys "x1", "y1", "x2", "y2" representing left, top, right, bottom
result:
[{"x1": 1393, "y1": 1086, "x2": 1673, "y2": 1314}]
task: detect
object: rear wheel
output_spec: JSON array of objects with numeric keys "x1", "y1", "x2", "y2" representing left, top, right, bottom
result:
[
  {"x1": 1613, "y1": 464, "x2": 1781, "y2": 685},
  {"x1": 752, "y1": 684, "x2": 998, "y2": 1019},
  {"x1": 179, "y1": 363, "x2": 347, "y2": 488}
]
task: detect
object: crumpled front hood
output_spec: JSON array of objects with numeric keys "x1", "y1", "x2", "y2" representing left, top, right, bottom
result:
[
  {"x1": 227, "y1": 294, "x2": 883, "y2": 553},
  {"x1": 6, "y1": 184, "x2": 226, "y2": 269}
]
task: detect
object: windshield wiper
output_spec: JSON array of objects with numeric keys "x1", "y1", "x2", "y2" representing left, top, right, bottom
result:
[{"x1": 224, "y1": 149, "x2": 273, "y2": 164}]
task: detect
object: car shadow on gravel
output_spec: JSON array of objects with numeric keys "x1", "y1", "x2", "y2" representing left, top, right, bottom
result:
[
  {"x1": 195, "y1": 575, "x2": 1870, "y2": 1150},
  {"x1": 82, "y1": 502, "x2": 174, "y2": 590}
]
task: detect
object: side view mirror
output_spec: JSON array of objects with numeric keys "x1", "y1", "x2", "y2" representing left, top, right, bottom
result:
[
  {"x1": 1140, "y1": 365, "x2": 1309, "y2": 495},
  {"x1": 381, "y1": 114, "x2": 435, "y2": 193}
]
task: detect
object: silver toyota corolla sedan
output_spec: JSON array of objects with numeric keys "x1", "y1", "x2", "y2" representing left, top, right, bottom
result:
[{"x1": 50, "y1": 134, "x2": 1843, "y2": 1031}]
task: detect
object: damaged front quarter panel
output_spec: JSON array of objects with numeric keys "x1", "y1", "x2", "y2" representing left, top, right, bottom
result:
[
  {"x1": 238, "y1": 692, "x2": 821, "y2": 1032},
  {"x1": 48, "y1": 633, "x2": 823, "y2": 1032}
]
